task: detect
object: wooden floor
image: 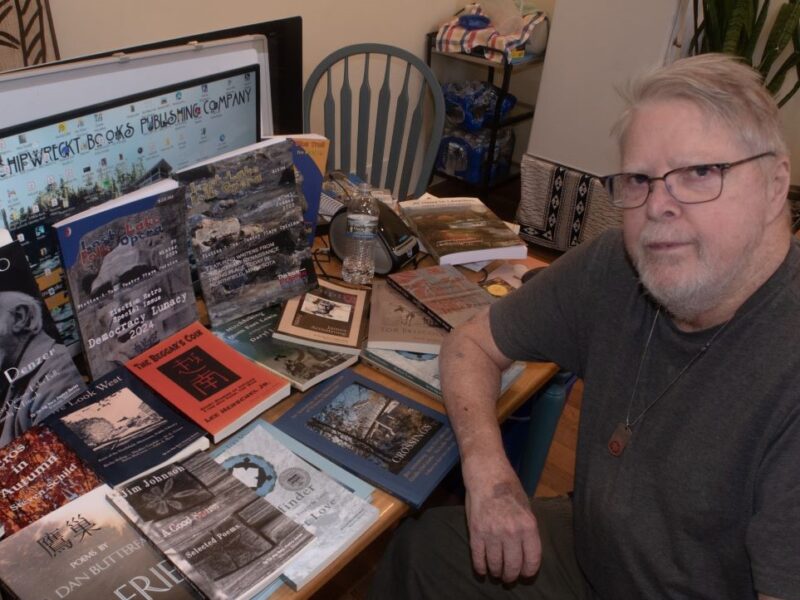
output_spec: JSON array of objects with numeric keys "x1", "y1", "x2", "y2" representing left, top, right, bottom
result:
[{"x1": 312, "y1": 381, "x2": 583, "y2": 599}]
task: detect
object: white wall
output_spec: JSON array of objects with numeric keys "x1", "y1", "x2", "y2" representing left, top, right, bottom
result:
[
  {"x1": 49, "y1": 0, "x2": 800, "y2": 184},
  {"x1": 527, "y1": 0, "x2": 680, "y2": 176},
  {"x1": 50, "y1": 0, "x2": 461, "y2": 82},
  {"x1": 51, "y1": 0, "x2": 551, "y2": 173}
]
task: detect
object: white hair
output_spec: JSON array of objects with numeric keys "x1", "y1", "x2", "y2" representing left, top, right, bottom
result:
[{"x1": 613, "y1": 53, "x2": 788, "y2": 158}]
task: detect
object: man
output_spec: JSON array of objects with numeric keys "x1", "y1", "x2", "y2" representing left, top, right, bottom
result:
[
  {"x1": 0, "y1": 284, "x2": 85, "y2": 446},
  {"x1": 370, "y1": 54, "x2": 799, "y2": 599}
]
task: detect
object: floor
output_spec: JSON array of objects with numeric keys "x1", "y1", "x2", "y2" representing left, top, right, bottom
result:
[{"x1": 309, "y1": 177, "x2": 581, "y2": 599}]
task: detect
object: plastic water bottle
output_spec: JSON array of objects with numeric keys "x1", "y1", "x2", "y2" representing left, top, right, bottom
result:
[{"x1": 342, "y1": 183, "x2": 379, "y2": 285}]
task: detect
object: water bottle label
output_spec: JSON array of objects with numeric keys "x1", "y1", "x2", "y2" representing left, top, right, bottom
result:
[{"x1": 346, "y1": 214, "x2": 378, "y2": 240}]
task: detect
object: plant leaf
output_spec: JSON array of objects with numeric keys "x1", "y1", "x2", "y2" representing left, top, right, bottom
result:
[
  {"x1": 766, "y1": 51, "x2": 800, "y2": 92},
  {"x1": 745, "y1": 0, "x2": 772, "y2": 61},
  {"x1": 705, "y1": 0, "x2": 724, "y2": 49},
  {"x1": 777, "y1": 77, "x2": 800, "y2": 105},
  {"x1": 723, "y1": 0, "x2": 754, "y2": 55},
  {"x1": 759, "y1": 2, "x2": 800, "y2": 76}
]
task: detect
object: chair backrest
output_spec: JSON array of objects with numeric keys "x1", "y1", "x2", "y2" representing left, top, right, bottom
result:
[{"x1": 303, "y1": 43, "x2": 445, "y2": 200}]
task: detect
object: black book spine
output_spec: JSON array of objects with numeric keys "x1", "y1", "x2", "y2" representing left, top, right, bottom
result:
[{"x1": 385, "y1": 277, "x2": 452, "y2": 332}]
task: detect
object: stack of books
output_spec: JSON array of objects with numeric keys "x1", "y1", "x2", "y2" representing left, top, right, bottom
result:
[{"x1": 0, "y1": 126, "x2": 535, "y2": 599}]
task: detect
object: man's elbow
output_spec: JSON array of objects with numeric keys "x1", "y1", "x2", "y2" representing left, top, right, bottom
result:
[{"x1": 440, "y1": 309, "x2": 512, "y2": 372}]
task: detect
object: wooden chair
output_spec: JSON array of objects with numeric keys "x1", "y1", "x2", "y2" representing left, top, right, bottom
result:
[{"x1": 303, "y1": 43, "x2": 445, "y2": 200}]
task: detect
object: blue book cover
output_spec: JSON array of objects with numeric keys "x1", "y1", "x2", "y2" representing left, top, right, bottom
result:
[
  {"x1": 46, "y1": 367, "x2": 209, "y2": 486},
  {"x1": 54, "y1": 179, "x2": 198, "y2": 379},
  {"x1": 273, "y1": 369, "x2": 458, "y2": 508}
]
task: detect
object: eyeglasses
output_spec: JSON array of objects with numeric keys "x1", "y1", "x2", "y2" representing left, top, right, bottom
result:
[{"x1": 601, "y1": 151, "x2": 775, "y2": 209}]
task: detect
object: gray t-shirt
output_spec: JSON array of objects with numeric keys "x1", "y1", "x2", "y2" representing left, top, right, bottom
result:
[{"x1": 490, "y1": 229, "x2": 800, "y2": 600}]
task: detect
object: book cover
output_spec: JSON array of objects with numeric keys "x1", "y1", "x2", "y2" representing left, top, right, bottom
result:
[
  {"x1": 366, "y1": 280, "x2": 446, "y2": 354},
  {"x1": 213, "y1": 306, "x2": 358, "y2": 392},
  {"x1": 361, "y1": 348, "x2": 527, "y2": 401},
  {"x1": 175, "y1": 138, "x2": 317, "y2": 326},
  {"x1": 0, "y1": 425, "x2": 101, "y2": 540},
  {"x1": 0, "y1": 484, "x2": 203, "y2": 599},
  {"x1": 54, "y1": 179, "x2": 198, "y2": 379},
  {"x1": 273, "y1": 369, "x2": 459, "y2": 508},
  {"x1": 46, "y1": 368, "x2": 210, "y2": 486},
  {"x1": 272, "y1": 279, "x2": 369, "y2": 355},
  {"x1": 109, "y1": 452, "x2": 314, "y2": 600},
  {"x1": 125, "y1": 322, "x2": 290, "y2": 443},
  {"x1": 260, "y1": 422, "x2": 375, "y2": 502},
  {"x1": 400, "y1": 195, "x2": 527, "y2": 265},
  {"x1": 287, "y1": 134, "x2": 329, "y2": 244},
  {"x1": 0, "y1": 242, "x2": 86, "y2": 448},
  {"x1": 211, "y1": 420, "x2": 378, "y2": 589},
  {"x1": 386, "y1": 264, "x2": 495, "y2": 331}
]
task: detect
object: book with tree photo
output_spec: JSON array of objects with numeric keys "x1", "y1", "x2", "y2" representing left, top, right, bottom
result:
[{"x1": 274, "y1": 369, "x2": 458, "y2": 507}]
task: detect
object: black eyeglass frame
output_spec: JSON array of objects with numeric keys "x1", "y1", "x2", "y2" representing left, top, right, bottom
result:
[{"x1": 600, "y1": 151, "x2": 776, "y2": 209}]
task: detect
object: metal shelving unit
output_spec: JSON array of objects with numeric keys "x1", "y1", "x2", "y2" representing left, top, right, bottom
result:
[{"x1": 426, "y1": 31, "x2": 543, "y2": 200}]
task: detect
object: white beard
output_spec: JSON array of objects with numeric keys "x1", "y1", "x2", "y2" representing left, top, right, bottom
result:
[{"x1": 627, "y1": 227, "x2": 760, "y2": 324}]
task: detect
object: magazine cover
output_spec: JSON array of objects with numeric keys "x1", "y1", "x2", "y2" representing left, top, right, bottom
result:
[
  {"x1": 0, "y1": 484, "x2": 204, "y2": 599},
  {"x1": 0, "y1": 242, "x2": 85, "y2": 447},
  {"x1": 54, "y1": 180, "x2": 198, "y2": 379},
  {"x1": 212, "y1": 420, "x2": 378, "y2": 589},
  {"x1": 46, "y1": 368, "x2": 209, "y2": 485},
  {"x1": 109, "y1": 452, "x2": 313, "y2": 600},
  {"x1": 274, "y1": 369, "x2": 459, "y2": 508},
  {"x1": 0, "y1": 425, "x2": 101, "y2": 540},
  {"x1": 176, "y1": 139, "x2": 317, "y2": 325},
  {"x1": 213, "y1": 306, "x2": 357, "y2": 391}
]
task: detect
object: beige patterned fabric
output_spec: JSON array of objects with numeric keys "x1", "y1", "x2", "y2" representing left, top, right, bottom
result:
[
  {"x1": 0, "y1": 0, "x2": 59, "y2": 72},
  {"x1": 516, "y1": 153, "x2": 621, "y2": 251}
]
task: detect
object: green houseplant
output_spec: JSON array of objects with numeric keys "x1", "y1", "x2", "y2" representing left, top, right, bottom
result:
[{"x1": 690, "y1": 0, "x2": 800, "y2": 106}]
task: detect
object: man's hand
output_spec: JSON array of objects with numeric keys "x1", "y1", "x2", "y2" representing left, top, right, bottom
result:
[
  {"x1": 464, "y1": 462, "x2": 542, "y2": 582},
  {"x1": 440, "y1": 308, "x2": 541, "y2": 581}
]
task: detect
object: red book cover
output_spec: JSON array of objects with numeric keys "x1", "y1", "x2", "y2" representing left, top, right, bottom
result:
[
  {"x1": 125, "y1": 322, "x2": 290, "y2": 443},
  {"x1": 0, "y1": 425, "x2": 101, "y2": 539}
]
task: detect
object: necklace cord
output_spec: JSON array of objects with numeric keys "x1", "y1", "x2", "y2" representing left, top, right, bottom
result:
[{"x1": 624, "y1": 309, "x2": 732, "y2": 429}]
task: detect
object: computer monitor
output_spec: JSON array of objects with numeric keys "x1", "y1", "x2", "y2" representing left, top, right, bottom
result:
[
  {"x1": 72, "y1": 17, "x2": 304, "y2": 134},
  {"x1": 0, "y1": 65, "x2": 260, "y2": 348},
  {"x1": 0, "y1": 18, "x2": 303, "y2": 352}
]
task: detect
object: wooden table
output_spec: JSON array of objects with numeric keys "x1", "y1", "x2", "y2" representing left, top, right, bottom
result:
[
  {"x1": 193, "y1": 230, "x2": 553, "y2": 600},
  {"x1": 264, "y1": 360, "x2": 558, "y2": 599},
  {"x1": 255, "y1": 245, "x2": 558, "y2": 599}
]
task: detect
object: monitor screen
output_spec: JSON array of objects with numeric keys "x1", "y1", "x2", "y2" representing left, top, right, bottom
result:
[{"x1": 0, "y1": 65, "x2": 260, "y2": 348}]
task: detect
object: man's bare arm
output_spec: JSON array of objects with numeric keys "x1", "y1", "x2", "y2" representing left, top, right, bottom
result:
[{"x1": 440, "y1": 307, "x2": 541, "y2": 582}]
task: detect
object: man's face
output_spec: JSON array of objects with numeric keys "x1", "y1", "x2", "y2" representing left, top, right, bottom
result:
[
  {"x1": 0, "y1": 302, "x2": 20, "y2": 370},
  {"x1": 622, "y1": 99, "x2": 778, "y2": 324}
]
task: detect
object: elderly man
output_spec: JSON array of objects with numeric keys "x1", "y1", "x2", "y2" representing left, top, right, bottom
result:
[
  {"x1": 0, "y1": 280, "x2": 85, "y2": 446},
  {"x1": 369, "y1": 54, "x2": 799, "y2": 599}
]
